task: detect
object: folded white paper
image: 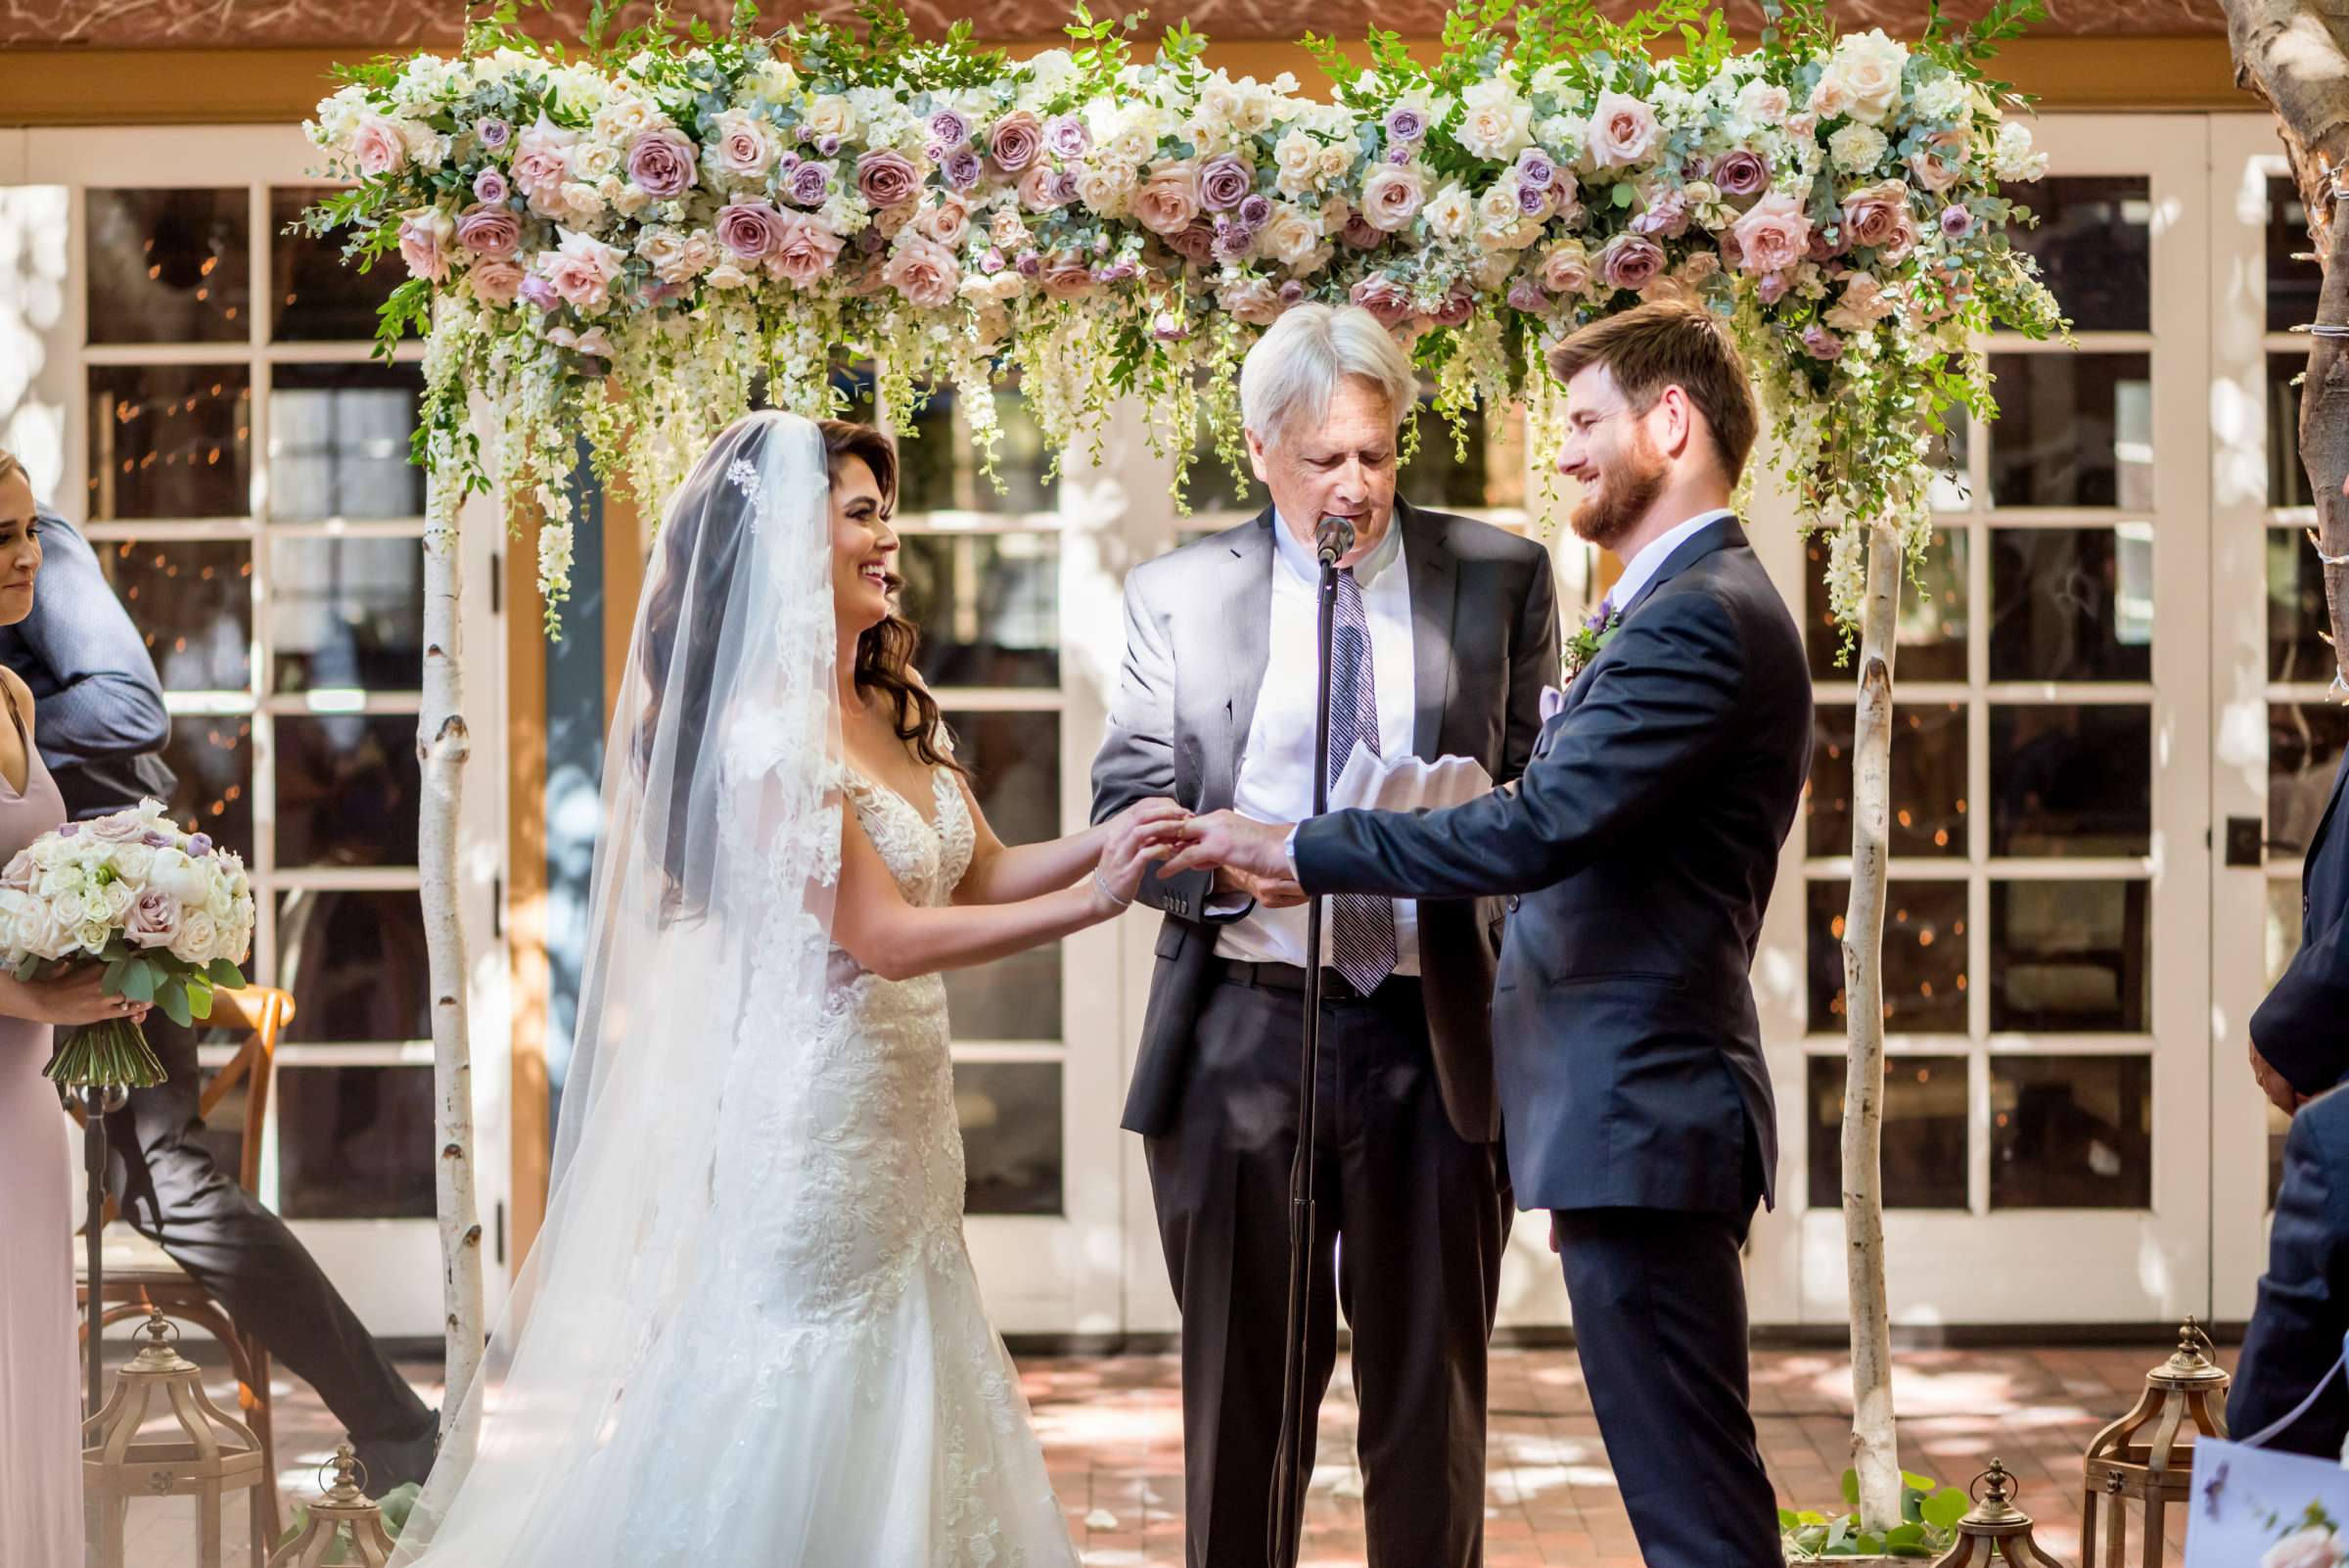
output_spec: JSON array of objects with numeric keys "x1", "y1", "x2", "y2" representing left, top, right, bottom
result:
[{"x1": 1328, "y1": 745, "x2": 1495, "y2": 815}]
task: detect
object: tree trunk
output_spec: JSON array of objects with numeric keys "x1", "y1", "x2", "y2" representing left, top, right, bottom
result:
[
  {"x1": 2225, "y1": 0, "x2": 2349, "y2": 692},
  {"x1": 419, "y1": 526, "x2": 484, "y2": 1438},
  {"x1": 1840, "y1": 519, "x2": 1904, "y2": 1534}
]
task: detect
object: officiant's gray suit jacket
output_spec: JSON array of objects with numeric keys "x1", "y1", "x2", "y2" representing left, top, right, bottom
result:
[{"x1": 1089, "y1": 498, "x2": 1560, "y2": 1144}]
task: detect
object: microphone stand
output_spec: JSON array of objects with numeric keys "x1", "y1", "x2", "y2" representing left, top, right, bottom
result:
[{"x1": 1267, "y1": 517, "x2": 1352, "y2": 1568}]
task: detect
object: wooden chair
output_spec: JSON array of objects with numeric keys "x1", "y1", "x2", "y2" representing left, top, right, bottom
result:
[{"x1": 70, "y1": 985, "x2": 295, "y2": 1545}]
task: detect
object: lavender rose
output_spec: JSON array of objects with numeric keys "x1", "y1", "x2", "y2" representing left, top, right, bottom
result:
[
  {"x1": 1597, "y1": 232, "x2": 1666, "y2": 293},
  {"x1": 1631, "y1": 189, "x2": 1690, "y2": 239},
  {"x1": 1016, "y1": 163, "x2": 1067, "y2": 212},
  {"x1": 989, "y1": 111, "x2": 1043, "y2": 173},
  {"x1": 855, "y1": 150, "x2": 921, "y2": 209},
  {"x1": 1517, "y1": 151, "x2": 1556, "y2": 190},
  {"x1": 1939, "y1": 204, "x2": 1974, "y2": 241},
  {"x1": 456, "y1": 204, "x2": 522, "y2": 259},
  {"x1": 1842, "y1": 179, "x2": 1920, "y2": 261},
  {"x1": 1197, "y1": 154, "x2": 1254, "y2": 213},
  {"x1": 1506, "y1": 276, "x2": 1552, "y2": 314},
  {"x1": 926, "y1": 109, "x2": 970, "y2": 150},
  {"x1": 473, "y1": 167, "x2": 511, "y2": 206},
  {"x1": 1166, "y1": 220, "x2": 1218, "y2": 266},
  {"x1": 1237, "y1": 193, "x2": 1273, "y2": 232},
  {"x1": 1384, "y1": 106, "x2": 1426, "y2": 145},
  {"x1": 1711, "y1": 149, "x2": 1770, "y2": 200},
  {"x1": 1800, "y1": 325, "x2": 1843, "y2": 360},
  {"x1": 1045, "y1": 115, "x2": 1091, "y2": 160},
  {"x1": 715, "y1": 201, "x2": 788, "y2": 261},
  {"x1": 787, "y1": 161, "x2": 832, "y2": 207},
  {"x1": 944, "y1": 149, "x2": 985, "y2": 191},
  {"x1": 627, "y1": 129, "x2": 699, "y2": 199},
  {"x1": 476, "y1": 116, "x2": 513, "y2": 150}
]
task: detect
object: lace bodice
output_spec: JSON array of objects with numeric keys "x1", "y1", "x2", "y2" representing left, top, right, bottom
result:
[{"x1": 838, "y1": 763, "x2": 977, "y2": 910}]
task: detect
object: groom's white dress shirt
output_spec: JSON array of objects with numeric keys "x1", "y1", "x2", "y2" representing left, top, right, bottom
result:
[
  {"x1": 1605, "y1": 507, "x2": 1735, "y2": 613},
  {"x1": 1218, "y1": 510, "x2": 1420, "y2": 975}
]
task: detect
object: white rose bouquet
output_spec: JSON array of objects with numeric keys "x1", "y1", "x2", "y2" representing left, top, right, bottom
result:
[{"x1": 0, "y1": 799, "x2": 255, "y2": 1088}]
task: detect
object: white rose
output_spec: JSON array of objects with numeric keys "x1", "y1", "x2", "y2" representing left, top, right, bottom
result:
[
  {"x1": 1456, "y1": 80, "x2": 1533, "y2": 161},
  {"x1": 803, "y1": 94, "x2": 858, "y2": 141},
  {"x1": 558, "y1": 181, "x2": 607, "y2": 224},
  {"x1": 170, "y1": 910, "x2": 222, "y2": 967},
  {"x1": 1315, "y1": 141, "x2": 1356, "y2": 183},
  {"x1": 1736, "y1": 80, "x2": 1791, "y2": 126},
  {"x1": 49, "y1": 888, "x2": 87, "y2": 928},
  {"x1": 756, "y1": 60, "x2": 802, "y2": 101},
  {"x1": 1425, "y1": 183, "x2": 1474, "y2": 240},
  {"x1": 205, "y1": 882, "x2": 234, "y2": 921},
  {"x1": 1076, "y1": 159, "x2": 1138, "y2": 215},
  {"x1": 1263, "y1": 207, "x2": 1323, "y2": 267},
  {"x1": 1829, "y1": 122, "x2": 1889, "y2": 173},
  {"x1": 1274, "y1": 128, "x2": 1320, "y2": 187},
  {"x1": 706, "y1": 259, "x2": 755, "y2": 290},
  {"x1": 111, "y1": 844, "x2": 155, "y2": 885},
  {"x1": 105, "y1": 881, "x2": 137, "y2": 922},
  {"x1": 569, "y1": 139, "x2": 622, "y2": 184},
  {"x1": 591, "y1": 96, "x2": 666, "y2": 144},
  {"x1": 1819, "y1": 28, "x2": 1908, "y2": 126}
]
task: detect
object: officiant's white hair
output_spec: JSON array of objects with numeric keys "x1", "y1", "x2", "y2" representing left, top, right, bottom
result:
[{"x1": 1240, "y1": 303, "x2": 1416, "y2": 449}]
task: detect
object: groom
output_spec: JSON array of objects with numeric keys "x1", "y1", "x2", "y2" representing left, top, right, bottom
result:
[
  {"x1": 1090, "y1": 302, "x2": 1558, "y2": 1567},
  {"x1": 1169, "y1": 300, "x2": 1810, "y2": 1567}
]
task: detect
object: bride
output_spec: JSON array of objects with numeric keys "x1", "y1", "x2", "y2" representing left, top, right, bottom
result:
[{"x1": 392, "y1": 410, "x2": 1182, "y2": 1565}]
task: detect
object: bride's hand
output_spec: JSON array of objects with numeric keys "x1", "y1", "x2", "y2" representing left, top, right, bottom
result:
[{"x1": 1091, "y1": 798, "x2": 1188, "y2": 911}]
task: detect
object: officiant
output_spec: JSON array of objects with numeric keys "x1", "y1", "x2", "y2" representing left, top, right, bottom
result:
[{"x1": 1089, "y1": 302, "x2": 1559, "y2": 1568}]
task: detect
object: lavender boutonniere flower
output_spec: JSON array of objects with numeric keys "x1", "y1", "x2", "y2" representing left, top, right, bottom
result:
[{"x1": 1563, "y1": 599, "x2": 1620, "y2": 681}]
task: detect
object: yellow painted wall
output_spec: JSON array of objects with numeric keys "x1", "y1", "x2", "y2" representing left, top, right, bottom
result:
[{"x1": 0, "y1": 34, "x2": 2248, "y2": 128}]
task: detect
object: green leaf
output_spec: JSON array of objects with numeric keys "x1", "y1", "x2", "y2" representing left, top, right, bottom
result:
[
  {"x1": 13, "y1": 953, "x2": 37, "y2": 982},
  {"x1": 1900, "y1": 1470, "x2": 1942, "y2": 1495},
  {"x1": 1840, "y1": 1468, "x2": 1860, "y2": 1508},
  {"x1": 207, "y1": 958, "x2": 247, "y2": 989},
  {"x1": 187, "y1": 981, "x2": 213, "y2": 1022},
  {"x1": 1886, "y1": 1523, "x2": 1928, "y2": 1546},
  {"x1": 119, "y1": 962, "x2": 157, "y2": 1004},
  {"x1": 1921, "y1": 1488, "x2": 1971, "y2": 1530},
  {"x1": 157, "y1": 977, "x2": 192, "y2": 1029},
  {"x1": 1609, "y1": 182, "x2": 1635, "y2": 208}
]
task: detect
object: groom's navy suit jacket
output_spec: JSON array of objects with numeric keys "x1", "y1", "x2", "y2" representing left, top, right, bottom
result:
[{"x1": 1292, "y1": 516, "x2": 1811, "y2": 1217}]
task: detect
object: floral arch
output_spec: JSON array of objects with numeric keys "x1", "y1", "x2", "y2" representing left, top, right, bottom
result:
[{"x1": 305, "y1": 0, "x2": 2063, "y2": 1541}]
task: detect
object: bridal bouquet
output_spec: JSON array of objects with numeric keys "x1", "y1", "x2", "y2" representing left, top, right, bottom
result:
[{"x1": 0, "y1": 800, "x2": 254, "y2": 1088}]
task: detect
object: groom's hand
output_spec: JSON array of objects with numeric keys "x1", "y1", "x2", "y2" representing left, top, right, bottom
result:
[
  {"x1": 1216, "y1": 863, "x2": 1307, "y2": 910},
  {"x1": 1166, "y1": 809, "x2": 1297, "y2": 886}
]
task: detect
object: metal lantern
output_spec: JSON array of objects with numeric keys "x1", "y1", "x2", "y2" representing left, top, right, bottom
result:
[
  {"x1": 1927, "y1": 1458, "x2": 2067, "y2": 1567},
  {"x1": 266, "y1": 1445, "x2": 400, "y2": 1568},
  {"x1": 83, "y1": 1308, "x2": 274, "y2": 1568},
  {"x1": 2082, "y1": 1315, "x2": 2230, "y2": 1568}
]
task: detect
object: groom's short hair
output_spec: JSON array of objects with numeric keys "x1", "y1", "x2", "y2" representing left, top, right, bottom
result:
[
  {"x1": 1547, "y1": 302, "x2": 1758, "y2": 484},
  {"x1": 1240, "y1": 303, "x2": 1417, "y2": 449}
]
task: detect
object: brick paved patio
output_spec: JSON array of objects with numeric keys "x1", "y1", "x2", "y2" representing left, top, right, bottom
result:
[{"x1": 119, "y1": 1341, "x2": 2194, "y2": 1567}]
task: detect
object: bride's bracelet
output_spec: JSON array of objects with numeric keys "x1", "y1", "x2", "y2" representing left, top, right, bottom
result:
[{"x1": 1090, "y1": 867, "x2": 1131, "y2": 910}]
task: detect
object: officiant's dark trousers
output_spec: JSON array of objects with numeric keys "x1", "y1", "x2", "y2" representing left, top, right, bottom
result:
[
  {"x1": 1554, "y1": 1206, "x2": 1781, "y2": 1568},
  {"x1": 1144, "y1": 964, "x2": 1508, "y2": 1568},
  {"x1": 102, "y1": 1014, "x2": 436, "y2": 1475}
]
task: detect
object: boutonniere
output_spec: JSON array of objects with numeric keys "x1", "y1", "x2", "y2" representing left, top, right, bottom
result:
[{"x1": 1562, "y1": 600, "x2": 1621, "y2": 682}]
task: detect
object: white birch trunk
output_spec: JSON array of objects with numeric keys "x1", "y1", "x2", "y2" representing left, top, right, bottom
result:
[
  {"x1": 419, "y1": 526, "x2": 484, "y2": 1437},
  {"x1": 1840, "y1": 519, "x2": 1903, "y2": 1533}
]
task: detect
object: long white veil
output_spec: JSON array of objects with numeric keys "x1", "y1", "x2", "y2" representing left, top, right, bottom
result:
[{"x1": 391, "y1": 410, "x2": 843, "y2": 1563}]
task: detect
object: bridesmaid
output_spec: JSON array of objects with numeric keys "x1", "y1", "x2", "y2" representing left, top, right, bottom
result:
[{"x1": 0, "y1": 448, "x2": 153, "y2": 1568}]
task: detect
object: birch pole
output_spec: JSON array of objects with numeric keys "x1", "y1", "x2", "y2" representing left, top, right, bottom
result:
[
  {"x1": 1840, "y1": 517, "x2": 1904, "y2": 1533},
  {"x1": 2224, "y1": 0, "x2": 2349, "y2": 694},
  {"x1": 420, "y1": 520, "x2": 484, "y2": 1437}
]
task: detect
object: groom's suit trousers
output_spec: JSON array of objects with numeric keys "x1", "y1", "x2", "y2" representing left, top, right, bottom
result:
[
  {"x1": 103, "y1": 1016, "x2": 436, "y2": 1469},
  {"x1": 1553, "y1": 1207, "x2": 1781, "y2": 1568},
  {"x1": 1144, "y1": 964, "x2": 1508, "y2": 1568}
]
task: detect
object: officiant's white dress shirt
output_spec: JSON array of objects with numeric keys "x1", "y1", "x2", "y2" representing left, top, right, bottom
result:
[{"x1": 1217, "y1": 511, "x2": 1420, "y2": 974}]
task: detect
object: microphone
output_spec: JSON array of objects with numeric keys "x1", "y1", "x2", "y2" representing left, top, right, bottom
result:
[{"x1": 1314, "y1": 515, "x2": 1356, "y2": 566}]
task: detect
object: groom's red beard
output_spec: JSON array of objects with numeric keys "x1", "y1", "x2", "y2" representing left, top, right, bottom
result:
[{"x1": 1569, "y1": 423, "x2": 1669, "y2": 551}]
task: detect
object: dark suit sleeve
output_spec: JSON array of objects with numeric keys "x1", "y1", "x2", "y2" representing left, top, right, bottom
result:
[
  {"x1": 2253, "y1": 899, "x2": 2349, "y2": 1098},
  {"x1": 1295, "y1": 590, "x2": 1742, "y2": 900},
  {"x1": 1499, "y1": 550, "x2": 1561, "y2": 787},
  {"x1": 17, "y1": 512, "x2": 170, "y2": 771},
  {"x1": 2230, "y1": 1102, "x2": 2349, "y2": 1456}
]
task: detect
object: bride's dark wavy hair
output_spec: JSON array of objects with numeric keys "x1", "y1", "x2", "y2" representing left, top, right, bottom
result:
[{"x1": 634, "y1": 418, "x2": 959, "y2": 919}]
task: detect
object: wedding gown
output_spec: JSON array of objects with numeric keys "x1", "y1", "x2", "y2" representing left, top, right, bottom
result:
[
  {"x1": 391, "y1": 410, "x2": 1076, "y2": 1567},
  {"x1": 510, "y1": 765, "x2": 1076, "y2": 1563}
]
